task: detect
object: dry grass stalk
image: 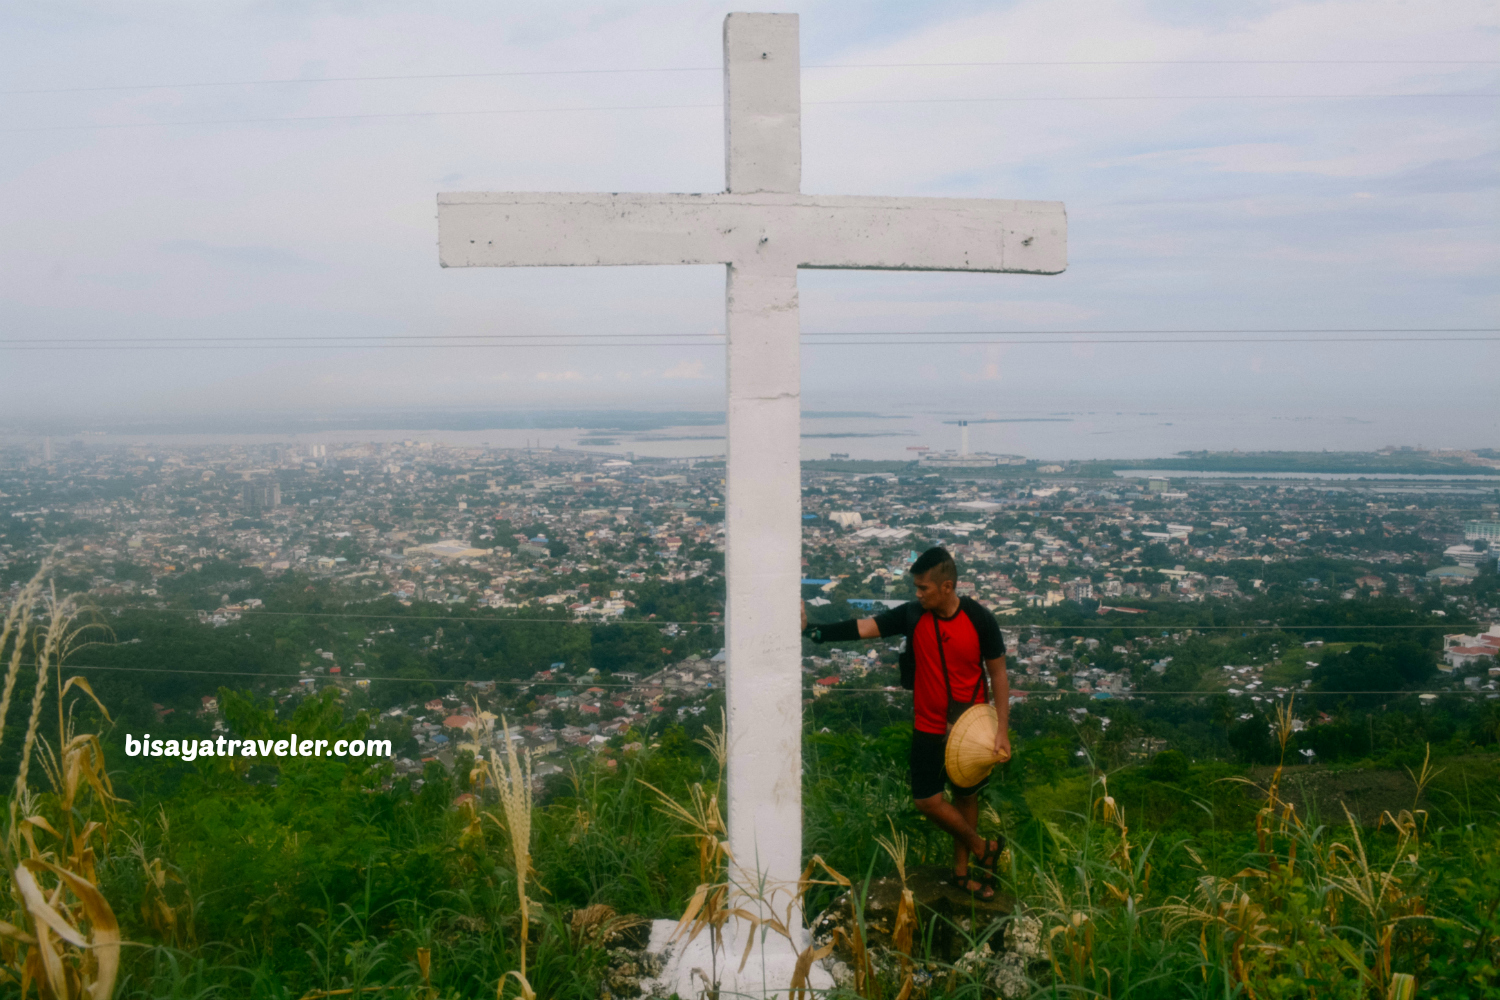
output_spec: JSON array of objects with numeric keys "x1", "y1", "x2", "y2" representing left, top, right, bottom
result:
[
  {"x1": 122, "y1": 810, "x2": 195, "y2": 950},
  {"x1": 1387, "y1": 971, "x2": 1416, "y2": 1000},
  {"x1": 645, "y1": 716, "x2": 849, "y2": 997},
  {"x1": 775, "y1": 857, "x2": 845, "y2": 998},
  {"x1": 1163, "y1": 694, "x2": 1437, "y2": 995},
  {"x1": 641, "y1": 745, "x2": 853, "y2": 1000},
  {"x1": 416, "y1": 946, "x2": 433, "y2": 998},
  {"x1": 0, "y1": 562, "x2": 49, "y2": 753},
  {"x1": 570, "y1": 903, "x2": 648, "y2": 950},
  {"x1": 874, "y1": 819, "x2": 917, "y2": 999},
  {"x1": 1220, "y1": 696, "x2": 1304, "y2": 869},
  {"x1": 1380, "y1": 742, "x2": 1443, "y2": 839},
  {"x1": 472, "y1": 714, "x2": 537, "y2": 1000},
  {"x1": 637, "y1": 713, "x2": 736, "y2": 990},
  {"x1": 1, "y1": 574, "x2": 123, "y2": 1000},
  {"x1": 1159, "y1": 863, "x2": 1275, "y2": 995},
  {"x1": 1324, "y1": 804, "x2": 1426, "y2": 988}
]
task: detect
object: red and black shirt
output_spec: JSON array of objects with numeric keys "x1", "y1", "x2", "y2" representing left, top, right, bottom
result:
[{"x1": 872, "y1": 597, "x2": 1006, "y2": 735}]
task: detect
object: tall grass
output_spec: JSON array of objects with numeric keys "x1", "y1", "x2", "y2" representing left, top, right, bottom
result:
[
  {"x1": 1, "y1": 565, "x2": 124, "y2": 1000},
  {"x1": 3, "y1": 580, "x2": 1497, "y2": 999}
]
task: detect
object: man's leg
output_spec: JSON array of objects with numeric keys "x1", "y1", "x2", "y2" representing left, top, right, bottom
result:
[
  {"x1": 953, "y1": 792, "x2": 980, "y2": 874},
  {"x1": 914, "y1": 792, "x2": 986, "y2": 862},
  {"x1": 911, "y1": 731, "x2": 991, "y2": 892}
]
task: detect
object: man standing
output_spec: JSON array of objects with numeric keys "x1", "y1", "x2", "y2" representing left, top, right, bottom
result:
[{"x1": 803, "y1": 546, "x2": 1010, "y2": 897}]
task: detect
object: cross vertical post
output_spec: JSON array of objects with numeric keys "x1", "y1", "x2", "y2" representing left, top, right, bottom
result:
[
  {"x1": 435, "y1": 12, "x2": 1066, "y2": 990},
  {"x1": 721, "y1": 10, "x2": 805, "y2": 902}
]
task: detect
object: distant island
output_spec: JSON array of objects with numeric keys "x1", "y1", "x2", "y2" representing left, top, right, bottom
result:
[
  {"x1": 1124, "y1": 448, "x2": 1499, "y2": 477},
  {"x1": 803, "y1": 448, "x2": 1500, "y2": 478}
]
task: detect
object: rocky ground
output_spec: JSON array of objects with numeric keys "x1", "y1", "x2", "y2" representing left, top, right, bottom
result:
[{"x1": 595, "y1": 863, "x2": 1049, "y2": 999}]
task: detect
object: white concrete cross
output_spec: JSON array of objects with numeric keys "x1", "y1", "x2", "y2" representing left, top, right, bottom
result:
[{"x1": 438, "y1": 4, "x2": 1064, "y2": 949}]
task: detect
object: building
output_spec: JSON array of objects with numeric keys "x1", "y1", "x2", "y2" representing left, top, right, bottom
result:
[
  {"x1": 1427, "y1": 565, "x2": 1478, "y2": 585},
  {"x1": 403, "y1": 540, "x2": 488, "y2": 560},
  {"x1": 241, "y1": 479, "x2": 281, "y2": 511},
  {"x1": 920, "y1": 451, "x2": 1003, "y2": 468},
  {"x1": 1442, "y1": 625, "x2": 1500, "y2": 670},
  {"x1": 1464, "y1": 520, "x2": 1500, "y2": 544},
  {"x1": 1444, "y1": 545, "x2": 1488, "y2": 567}
]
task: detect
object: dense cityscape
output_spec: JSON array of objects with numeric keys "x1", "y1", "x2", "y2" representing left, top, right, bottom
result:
[{"x1": 2, "y1": 437, "x2": 1496, "y2": 789}]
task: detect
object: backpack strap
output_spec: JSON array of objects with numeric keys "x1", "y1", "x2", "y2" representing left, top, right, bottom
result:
[{"x1": 933, "y1": 607, "x2": 987, "y2": 706}]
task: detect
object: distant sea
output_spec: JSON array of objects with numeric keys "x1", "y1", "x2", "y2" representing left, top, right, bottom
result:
[{"x1": 5, "y1": 407, "x2": 1496, "y2": 463}]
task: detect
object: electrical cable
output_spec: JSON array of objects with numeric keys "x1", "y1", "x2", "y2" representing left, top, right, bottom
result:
[
  {"x1": 4, "y1": 92, "x2": 1495, "y2": 134},
  {"x1": 5, "y1": 336, "x2": 1498, "y2": 350},
  {"x1": 6, "y1": 57, "x2": 1497, "y2": 96},
  {"x1": 4, "y1": 327, "x2": 1495, "y2": 346},
  {"x1": 21, "y1": 660, "x2": 1498, "y2": 699},
  {"x1": 74, "y1": 605, "x2": 1473, "y2": 630}
]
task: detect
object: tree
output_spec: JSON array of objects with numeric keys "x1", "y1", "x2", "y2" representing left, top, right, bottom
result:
[
  {"x1": 1147, "y1": 749, "x2": 1190, "y2": 783},
  {"x1": 1312, "y1": 641, "x2": 1436, "y2": 708},
  {"x1": 1228, "y1": 714, "x2": 1276, "y2": 764}
]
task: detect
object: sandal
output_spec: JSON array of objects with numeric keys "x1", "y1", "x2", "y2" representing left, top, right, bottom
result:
[
  {"x1": 971, "y1": 837, "x2": 1006, "y2": 886},
  {"x1": 953, "y1": 867, "x2": 996, "y2": 900}
]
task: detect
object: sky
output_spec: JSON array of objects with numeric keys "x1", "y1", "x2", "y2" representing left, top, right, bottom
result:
[{"x1": 1, "y1": 0, "x2": 1496, "y2": 453}]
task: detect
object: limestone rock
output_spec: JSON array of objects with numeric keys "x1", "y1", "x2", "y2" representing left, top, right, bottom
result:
[
  {"x1": 811, "y1": 865, "x2": 1046, "y2": 998},
  {"x1": 813, "y1": 864, "x2": 1015, "y2": 961}
]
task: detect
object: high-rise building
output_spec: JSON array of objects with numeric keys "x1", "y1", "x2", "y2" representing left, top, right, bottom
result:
[
  {"x1": 242, "y1": 480, "x2": 281, "y2": 511},
  {"x1": 1465, "y1": 520, "x2": 1500, "y2": 544},
  {"x1": 41, "y1": 437, "x2": 53, "y2": 462}
]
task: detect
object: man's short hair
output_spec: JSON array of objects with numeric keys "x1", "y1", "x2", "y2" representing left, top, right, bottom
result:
[{"x1": 910, "y1": 546, "x2": 957, "y2": 584}]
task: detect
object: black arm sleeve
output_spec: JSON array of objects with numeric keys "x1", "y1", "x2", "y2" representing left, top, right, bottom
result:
[
  {"x1": 871, "y1": 601, "x2": 920, "y2": 638},
  {"x1": 804, "y1": 618, "x2": 861, "y2": 643},
  {"x1": 970, "y1": 602, "x2": 1007, "y2": 660}
]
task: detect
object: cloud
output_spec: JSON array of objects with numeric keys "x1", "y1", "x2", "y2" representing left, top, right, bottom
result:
[
  {"x1": 159, "y1": 240, "x2": 325, "y2": 271},
  {"x1": 661, "y1": 359, "x2": 707, "y2": 379},
  {"x1": 2, "y1": 0, "x2": 1495, "y2": 436}
]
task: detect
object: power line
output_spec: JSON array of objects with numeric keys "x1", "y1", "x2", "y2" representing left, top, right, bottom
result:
[
  {"x1": 80, "y1": 605, "x2": 1469, "y2": 631},
  {"x1": 6, "y1": 58, "x2": 1497, "y2": 96},
  {"x1": 0, "y1": 342, "x2": 726, "y2": 351},
  {"x1": 809, "y1": 337, "x2": 1500, "y2": 346},
  {"x1": 4, "y1": 327, "x2": 1494, "y2": 346},
  {"x1": 4, "y1": 92, "x2": 1494, "y2": 134},
  {"x1": 0, "y1": 333, "x2": 720, "y2": 343},
  {"x1": 5, "y1": 336, "x2": 1499, "y2": 351},
  {"x1": 805, "y1": 327, "x2": 1500, "y2": 337},
  {"x1": 136, "y1": 608, "x2": 717, "y2": 626},
  {"x1": 30, "y1": 661, "x2": 1499, "y2": 699},
  {"x1": 0, "y1": 101, "x2": 720, "y2": 134}
]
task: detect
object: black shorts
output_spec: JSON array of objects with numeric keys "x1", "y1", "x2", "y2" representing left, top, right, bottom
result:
[{"x1": 910, "y1": 728, "x2": 989, "y2": 801}]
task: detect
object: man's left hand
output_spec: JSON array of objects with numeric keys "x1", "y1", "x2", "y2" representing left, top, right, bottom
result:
[{"x1": 993, "y1": 726, "x2": 1012, "y2": 762}]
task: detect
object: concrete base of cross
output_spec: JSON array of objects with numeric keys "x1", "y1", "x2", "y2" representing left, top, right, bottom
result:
[{"x1": 637, "y1": 917, "x2": 835, "y2": 1000}]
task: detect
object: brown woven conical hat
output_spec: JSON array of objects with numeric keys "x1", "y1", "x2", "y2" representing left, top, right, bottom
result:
[{"x1": 945, "y1": 703, "x2": 1010, "y2": 787}]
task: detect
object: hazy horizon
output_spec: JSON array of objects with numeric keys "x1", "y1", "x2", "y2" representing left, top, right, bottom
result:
[
  {"x1": 3, "y1": 1, "x2": 1497, "y2": 448},
  {"x1": 4, "y1": 402, "x2": 1498, "y2": 464}
]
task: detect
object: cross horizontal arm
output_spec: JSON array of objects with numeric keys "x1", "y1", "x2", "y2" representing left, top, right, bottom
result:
[{"x1": 438, "y1": 192, "x2": 1066, "y2": 274}]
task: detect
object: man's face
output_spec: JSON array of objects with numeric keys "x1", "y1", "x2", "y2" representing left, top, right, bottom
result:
[{"x1": 912, "y1": 569, "x2": 954, "y2": 610}]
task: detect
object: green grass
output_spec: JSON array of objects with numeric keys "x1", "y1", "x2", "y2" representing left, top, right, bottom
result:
[{"x1": 8, "y1": 716, "x2": 1500, "y2": 998}]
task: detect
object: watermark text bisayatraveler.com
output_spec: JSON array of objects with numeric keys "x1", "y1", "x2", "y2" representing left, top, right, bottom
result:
[{"x1": 125, "y1": 734, "x2": 393, "y2": 760}]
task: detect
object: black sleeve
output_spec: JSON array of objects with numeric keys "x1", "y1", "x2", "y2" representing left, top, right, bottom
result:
[
  {"x1": 805, "y1": 619, "x2": 860, "y2": 643},
  {"x1": 969, "y1": 601, "x2": 1006, "y2": 660},
  {"x1": 871, "y1": 601, "x2": 920, "y2": 639}
]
